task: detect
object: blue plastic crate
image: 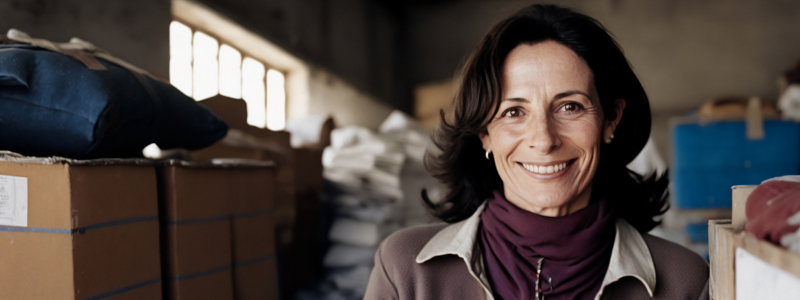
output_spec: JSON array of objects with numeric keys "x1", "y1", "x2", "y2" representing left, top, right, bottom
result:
[{"x1": 672, "y1": 120, "x2": 800, "y2": 208}]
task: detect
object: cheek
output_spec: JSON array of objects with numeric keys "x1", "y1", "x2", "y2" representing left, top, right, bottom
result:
[
  {"x1": 486, "y1": 122, "x2": 527, "y2": 154},
  {"x1": 559, "y1": 117, "x2": 603, "y2": 148}
]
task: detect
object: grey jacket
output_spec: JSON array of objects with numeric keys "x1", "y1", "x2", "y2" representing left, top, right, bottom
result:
[{"x1": 364, "y1": 203, "x2": 709, "y2": 300}]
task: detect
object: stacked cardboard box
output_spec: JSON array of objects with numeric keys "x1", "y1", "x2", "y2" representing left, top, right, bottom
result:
[
  {"x1": 227, "y1": 161, "x2": 279, "y2": 300},
  {"x1": 280, "y1": 148, "x2": 326, "y2": 296},
  {"x1": 0, "y1": 152, "x2": 162, "y2": 300},
  {"x1": 157, "y1": 160, "x2": 277, "y2": 300},
  {"x1": 195, "y1": 96, "x2": 296, "y2": 249},
  {"x1": 196, "y1": 96, "x2": 332, "y2": 297}
]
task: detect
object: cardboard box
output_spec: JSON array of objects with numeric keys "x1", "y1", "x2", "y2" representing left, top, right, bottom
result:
[
  {"x1": 227, "y1": 161, "x2": 278, "y2": 300},
  {"x1": 197, "y1": 96, "x2": 332, "y2": 298},
  {"x1": 0, "y1": 152, "x2": 162, "y2": 300},
  {"x1": 157, "y1": 160, "x2": 277, "y2": 300},
  {"x1": 413, "y1": 79, "x2": 454, "y2": 130},
  {"x1": 196, "y1": 96, "x2": 296, "y2": 231},
  {"x1": 196, "y1": 96, "x2": 296, "y2": 247},
  {"x1": 191, "y1": 143, "x2": 267, "y2": 162},
  {"x1": 279, "y1": 148, "x2": 326, "y2": 294}
]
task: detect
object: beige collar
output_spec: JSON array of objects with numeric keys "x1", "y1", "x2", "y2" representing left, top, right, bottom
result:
[{"x1": 416, "y1": 201, "x2": 656, "y2": 300}]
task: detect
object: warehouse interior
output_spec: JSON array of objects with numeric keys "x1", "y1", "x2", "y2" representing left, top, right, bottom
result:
[{"x1": 2, "y1": 0, "x2": 800, "y2": 299}]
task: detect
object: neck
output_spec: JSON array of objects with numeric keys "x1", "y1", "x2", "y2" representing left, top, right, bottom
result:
[{"x1": 503, "y1": 185, "x2": 593, "y2": 217}]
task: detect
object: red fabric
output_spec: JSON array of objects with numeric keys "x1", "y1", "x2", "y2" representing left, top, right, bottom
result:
[
  {"x1": 744, "y1": 180, "x2": 800, "y2": 243},
  {"x1": 479, "y1": 191, "x2": 616, "y2": 300}
]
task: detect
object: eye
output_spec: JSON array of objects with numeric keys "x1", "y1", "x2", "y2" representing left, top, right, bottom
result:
[
  {"x1": 558, "y1": 102, "x2": 584, "y2": 114},
  {"x1": 502, "y1": 107, "x2": 524, "y2": 118}
]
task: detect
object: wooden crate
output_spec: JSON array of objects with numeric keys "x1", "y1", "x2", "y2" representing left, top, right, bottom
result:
[{"x1": 709, "y1": 185, "x2": 800, "y2": 299}]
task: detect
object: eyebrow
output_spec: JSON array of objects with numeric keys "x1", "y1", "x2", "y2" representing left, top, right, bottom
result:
[
  {"x1": 554, "y1": 90, "x2": 591, "y2": 100},
  {"x1": 501, "y1": 97, "x2": 529, "y2": 103},
  {"x1": 501, "y1": 90, "x2": 591, "y2": 103}
]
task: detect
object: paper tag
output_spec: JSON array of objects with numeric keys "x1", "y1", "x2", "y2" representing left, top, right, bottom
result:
[{"x1": 0, "y1": 175, "x2": 28, "y2": 227}]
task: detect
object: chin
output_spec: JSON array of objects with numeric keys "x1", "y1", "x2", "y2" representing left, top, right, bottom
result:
[
  {"x1": 507, "y1": 188, "x2": 574, "y2": 210},
  {"x1": 530, "y1": 193, "x2": 575, "y2": 208}
]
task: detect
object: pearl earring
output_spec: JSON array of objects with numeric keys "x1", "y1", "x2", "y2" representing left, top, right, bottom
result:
[
  {"x1": 606, "y1": 133, "x2": 615, "y2": 144},
  {"x1": 485, "y1": 148, "x2": 492, "y2": 160}
]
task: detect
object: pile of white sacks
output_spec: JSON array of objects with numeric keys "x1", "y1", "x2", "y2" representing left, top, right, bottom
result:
[{"x1": 304, "y1": 111, "x2": 443, "y2": 300}]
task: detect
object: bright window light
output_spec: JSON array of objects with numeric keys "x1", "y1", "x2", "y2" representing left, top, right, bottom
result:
[
  {"x1": 242, "y1": 57, "x2": 266, "y2": 128},
  {"x1": 219, "y1": 44, "x2": 242, "y2": 99},
  {"x1": 193, "y1": 31, "x2": 219, "y2": 101},
  {"x1": 266, "y1": 69, "x2": 286, "y2": 131},
  {"x1": 170, "y1": 60, "x2": 193, "y2": 97},
  {"x1": 169, "y1": 21, "x2": 193, "y2": 96}
]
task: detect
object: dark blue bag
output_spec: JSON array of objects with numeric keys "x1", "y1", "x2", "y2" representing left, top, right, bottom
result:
[{"x1": 0, "y1": 41, "x2": 228, "y2": 158}]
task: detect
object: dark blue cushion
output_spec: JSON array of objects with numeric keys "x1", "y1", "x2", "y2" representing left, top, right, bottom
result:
[{"x1": 0, "y1": 44, "x2": 228, "y2": 158}]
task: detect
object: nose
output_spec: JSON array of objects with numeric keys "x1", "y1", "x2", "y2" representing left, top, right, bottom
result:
[{"x1": 526, "y1": 114, "x2": 560, "y2": 154}]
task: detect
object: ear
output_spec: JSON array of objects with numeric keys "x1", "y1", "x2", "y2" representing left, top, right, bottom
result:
[
  {"x1": 478, "y1": 131, "x2": 492, "y2": 151},
  {"x1": 604, "y1": 98, "x2": 626, "y2": 142}
]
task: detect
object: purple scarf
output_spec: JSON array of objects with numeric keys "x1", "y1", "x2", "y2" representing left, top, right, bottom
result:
[{"x1": 479, "y1": 191, "x2": 616, "y2": 300}]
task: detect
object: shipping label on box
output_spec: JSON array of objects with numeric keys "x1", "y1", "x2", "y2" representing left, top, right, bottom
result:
[
  {"x1": 0, "y1": 174, "x2": 27, "y2": 227},
  {"x1": 0, "y1": 155, "x2": 162, "y2": 300}
]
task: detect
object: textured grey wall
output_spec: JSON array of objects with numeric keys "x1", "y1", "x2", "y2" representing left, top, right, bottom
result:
[
  {"x1": 193, "y1": 0, "x2": 409, "y2": 112},
  {"x1": 405, "y1": 0, "x2": 800, "y2": 113},
  {"x1": 5, "y1": 0, "x2": 800, "y2": 134},
  {"x1": 0, "y1": 0, "x2": 171, "y2": 78},
  {"x1": 404, "y1": 0, "x2": 800, "y2": 162}
]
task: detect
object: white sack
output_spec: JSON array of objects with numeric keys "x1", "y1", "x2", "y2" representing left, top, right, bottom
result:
[
  {"x1": 328, "y1": 265, "x2": 372, "y2": 293},
  {"x1": 329, "y1": 218, "x2": 381, "y2": 247},
  {"x1": 323, "y1": 244, "x2": 377, "y2": 267}
]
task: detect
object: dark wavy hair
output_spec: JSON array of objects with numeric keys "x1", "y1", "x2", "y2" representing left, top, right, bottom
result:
[{"x1": 422, "y1": 4, "x2": 669, "y2": 233}]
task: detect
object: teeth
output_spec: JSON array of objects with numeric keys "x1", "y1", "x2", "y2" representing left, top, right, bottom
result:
[{"x1": 522, "y1": 162, "x2": 569, "y2": 174}]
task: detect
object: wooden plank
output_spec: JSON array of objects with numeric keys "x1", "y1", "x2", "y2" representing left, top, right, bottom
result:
[
  {"x1": 709, "y1": 219, "x2": 731, "y2": 300},
  {"x1": 663, "y1": 209, "x2": 731, "y2": 229},
  {"x1": 715, "y1": 225, "x2": 738, "y2": 300},
  {"x1": 731, "y1": 185, "x2": 756, "y2": 230}
]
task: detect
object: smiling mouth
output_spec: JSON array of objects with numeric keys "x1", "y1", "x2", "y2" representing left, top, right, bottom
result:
[{"x1": 518, "y1": 159, "x2": 577, "y2": 175}]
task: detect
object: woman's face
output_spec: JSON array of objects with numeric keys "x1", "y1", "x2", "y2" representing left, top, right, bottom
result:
[{"x1": 479, "y1": 41, "x2": 624, "y2": 217}]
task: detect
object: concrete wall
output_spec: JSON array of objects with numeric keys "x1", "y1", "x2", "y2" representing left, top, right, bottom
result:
[
  {"x1": 0, "y1": 0, "x2": 171, "y2": 78},
  {"x1": 173, "y1": 0, "x2": 395, "y2": 130},
  {"x1": 1, "y1": 0, "x2": 398, "y2": 130},
  {"x1": 404, "y1": 0, "x2": 800, "y2": 161},
  {"x1": 193, "y1": 0, "x2": 409, "y2": 112},
  {"x1": 307, "y1": 67, "x2": 394, "y2": 129}
]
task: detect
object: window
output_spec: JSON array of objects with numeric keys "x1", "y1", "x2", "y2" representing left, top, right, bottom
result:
[
  {"x1": 219, "y1": 44, "x2": 242, "y2": 99},
  {"x1": 169, "y1": 21, "x2": 286, "y2": 130},
  {"x1": 266, "y1": 69, "x2": 286, "y2": 131},
  {"x1": 242, "y1": 57, "x2": 265, "y2": 127}
]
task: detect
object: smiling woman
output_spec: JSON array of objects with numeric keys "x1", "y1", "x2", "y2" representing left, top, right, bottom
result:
[
  {"x1": 365, "y1": 4, "x2": 709, "y2": 300},
  {"x1": 479, "y1": 41, "x2": 625, "y2": 216}
]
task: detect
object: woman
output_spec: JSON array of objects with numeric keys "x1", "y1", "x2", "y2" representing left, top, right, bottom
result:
[{"x1": 365, "y1": 4, "x2": 709, "y2": 300}]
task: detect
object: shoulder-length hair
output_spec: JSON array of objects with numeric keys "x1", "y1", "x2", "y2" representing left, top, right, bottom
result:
[{"x1": 422, "y1": 4, "x2": 669, "y2": 233}]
